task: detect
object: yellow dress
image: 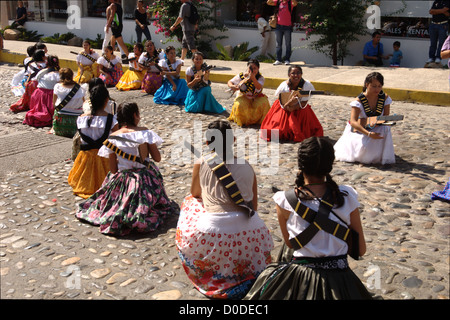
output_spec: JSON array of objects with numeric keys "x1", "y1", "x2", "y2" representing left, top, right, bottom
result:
[
  {"x1": 73, "y1": 50, "x2": 100, "y2": 84},
  {"x1": 227, "y1": 73, "x2": 270, "y2": 126},
  {"x1": 116, "y1": 53, "x2": 145, "y2": 91}
]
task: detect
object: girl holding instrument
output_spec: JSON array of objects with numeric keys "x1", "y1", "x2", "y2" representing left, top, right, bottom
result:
[
  {"x1": 139, "y1": 40, "x2": 165, "y2": 94},
  {"x1": 74, "y1": 40, "x2": 100, "y2": 84},
  {"x1": 227, "y1": 59, "x2": 270, "y2": 127},
  {"x1": 97, "y1": 45, "x2": 123, "y2": 87},
  {"x1": 116, "y1": 43, "x2": 145, "y2": 91},
  {"x1": 260, "y1": 65, "x2": 323, "y2": 142},
  {"x1": 333, "y1": 72, "x2": 395, "y2": 165}
]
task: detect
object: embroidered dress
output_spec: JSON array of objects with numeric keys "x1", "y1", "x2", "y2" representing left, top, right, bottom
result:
[
  {"x1": 76, "y1": 130, "x2": 172, "y2": 236},
  {"x1": 260, "y1": 79, "x2": 323, "y2": 142},
  {"x1": 52, "y1": 83, "x2": 86, "y2": 137},
  {"x1": 98, "y1": 56, "x2": 123, "y2": 87},
  {"x1": 116, "y1": 53, "x2": 145, "y2": 91},
  {"x1": 139, "y1": 50, "x2": 165, "y2": 94},
  {"x1": 176, "y1": 158, "x2": 274, "y2": 299},
  {"x1": 184, "y1": 66, "x2": 226, "y2": 114},
  {"x1": 153, "y1": 59, "x2": 188, "y2": 105},
  {"x1": 334, "y1": 94, "x2": 395, "y2": 165},
  {"x1": 227, "y1": 73, "x2": 270, "y2": 126},
  {"x1": 10, "y1": 61, "x2": 46, "y2": 113},
  {"x1": 11, "y1": 57, "x2": 32, "y2": 97},
  {"x1": 68, "y1": 115, "x2": 118, "y2": 199},
  {"x1": 23, "y1": 69, "x2": 60, "y2": 128},
  {"x1": 74, "y1": 50, "x2": 100, "y2": 84},
  {"x1": 245, "y1": 186, "x2": 373, "y2": 300}
]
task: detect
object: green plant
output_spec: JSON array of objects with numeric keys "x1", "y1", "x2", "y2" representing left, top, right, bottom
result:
[
  {"x1": 216, "y1": 42, "x2": 258, "y2": 61},
  {"x1": 41, "y1": 32, "x2": 76, "y2": 44},
  {"x1": 85, "y1": 33, "x2": 104, "y2": 49},
  {"x1": 18, "y1": 29, "x2": 43, "y2": 42}
]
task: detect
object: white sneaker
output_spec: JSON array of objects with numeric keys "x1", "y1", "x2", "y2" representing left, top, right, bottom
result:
[
  {"x1": 273, "y1": 60, "x2": 282, "y2": 65},
  {"x1": 284, "y1": 60, "x2": 290, "y2": 65},
  {"x1": 426, "y1": 58, "x2": 434, "y2": 63},
  {"x1": 435, "y1": 58, "x2": 441, "y2": 63}
]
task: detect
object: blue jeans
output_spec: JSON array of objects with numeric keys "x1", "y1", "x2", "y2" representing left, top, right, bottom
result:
[
  {"x1": 275, "y1": 25, "x2": 292, "y2": 62},
  {"x1": 135, "y1": 25, "x2": 151, "y2": 44},
  {"x1": 428, "y1": 23, "x2": 448, "y2": 60}
]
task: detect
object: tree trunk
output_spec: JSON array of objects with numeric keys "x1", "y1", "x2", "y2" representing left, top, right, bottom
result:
[{"x1": 332, "y1": 41, "x2": 338, "y2": 65}]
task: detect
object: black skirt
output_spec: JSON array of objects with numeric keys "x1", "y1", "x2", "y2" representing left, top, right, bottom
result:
[{"x1": 244, "y1": 244, "x2": 373, "y2": 300}]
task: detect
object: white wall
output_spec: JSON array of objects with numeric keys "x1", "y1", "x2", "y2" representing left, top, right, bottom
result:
[{"x1": 22, "y1": 18, "x2": 435, "y2": 68}]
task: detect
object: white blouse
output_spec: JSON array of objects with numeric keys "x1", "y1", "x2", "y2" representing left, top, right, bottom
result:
[
  {"x1": 97, "y1": 56, "x2": 121, "y2": 69},
  {"x1": 186, "y1": 66, "x2": 210, "y2": 87},
  {"x1": 229, "y1": 73, "x2": 265, "y2": 99},
  {"x1": 98, "y1": 130, "x2": 163, "y2": 171},
  {"x1": 76, "y1": 51, "x2": 100, "y2": 66},
  {"x1": 77, "y1": 115, "x2": 118, "y2": 145},
  {"x1": 159, "y1": 59, "x2": 183, "y2": 80},
  {"x1": 27, "y1": 62, "x2": 47, "y2": 80},
  {"x1": 53, "y1": 83, "x2": 86, "y2": 113},
  {"x1": 275, "y1": 79, "x2": 315, "y2": 102},
  {"x1": 36, "y1": 70, "x2": 60, "y2": 89},
  {"x1": 138, "y1": 51, "x2": 166, "y2": 72},
  {"x1": 351, "y1": 95, "x2": 393, "y2": 119},
  {"x1": 273, "y1": 185, "x2": 359, "y2": 258},
  {"x1": 127, "y1": 52, "x2": 144, "y2": 71}
]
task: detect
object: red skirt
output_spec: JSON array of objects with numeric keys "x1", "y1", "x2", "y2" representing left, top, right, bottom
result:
[
  {"x1": 10, "y1": 80, "x2": 38, "y2": 113},
  {"x1": 23, "y1": 88, "x2": 55, "y2": 127},
  {"x1": 260, "y1": 100, "x2": 323, "y2": 142}
]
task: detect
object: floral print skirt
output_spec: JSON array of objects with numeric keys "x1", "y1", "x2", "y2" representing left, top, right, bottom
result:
[
  {"x1": 76, "y1": 166, "x2": 172, "y2": 236},
  {"x1": 176, "y1": 195, "x2": 274, "y2": 299}
]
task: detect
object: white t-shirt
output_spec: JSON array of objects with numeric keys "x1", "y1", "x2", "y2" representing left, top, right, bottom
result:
[
  {"x1": 273, "y1": 185, "x2": 359, "y2": 258},
  {"x1": 98, "y1": 130, "x2": 163, "y2": 171},
  {"x1": 97, "y1": 56, "x2": 121, "y2": 69}
]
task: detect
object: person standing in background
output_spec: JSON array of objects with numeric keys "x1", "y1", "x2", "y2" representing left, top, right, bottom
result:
[
  {"x1": 135, "y1": 0, "x2": 152, "y2": 44},
  {"x1": 267, "y1": 0, "x2": 297, "y2": 66},
  {"x1": 440, "y1": 35, "x2": 450, "y2": 89},
  {"x1": 427, "y1": 0, "x2": 449, "y2": 64},
  {"x1": 256, "y1": 14, "x2": 271, "y2": 57},
  {"x1": 169, "y1": 0, "x2": 198, "y2": 60}
]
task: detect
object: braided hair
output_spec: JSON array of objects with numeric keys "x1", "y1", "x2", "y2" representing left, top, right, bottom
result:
[
  {"x1": 87, "y1": 85, "x2": 109, "y2": 127},
  {"x1": 295, "y1": 137, "x2": 347, "y2": 208},
  {"x1": 205, "y1": 120, "x2": 234, "y2": 163}
]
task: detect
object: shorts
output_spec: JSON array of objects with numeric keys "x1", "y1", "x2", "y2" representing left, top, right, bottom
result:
[
  {"x1": 182, "y1": 30, "x2": 196, "y2": 50},
  {"x1": 111, "y1": 24, "x2": 123, "y2": 38}
]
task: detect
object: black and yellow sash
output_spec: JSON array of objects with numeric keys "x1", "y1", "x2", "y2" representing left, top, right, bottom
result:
[
  {"x1": 102, "y1": 139, "x2": 153, "y2": 168},
  {"x1": 80, "y1": 50, "x2": 97, "y2": 63},
  {"x1": 284, "y1": 188, "x2": 353, "y2": 252},
  {"x1": 239, "y1": 72, "x2": 256, "y2": 94},
  {"x1": 55, "y1": 84, "x2": 81, "y2": 112},
  {"x1": 204, "y1": 151, "x2": 255, "y2": 218},
  {"x1": 358, "y1": 91, "x2": 386, "y2": 117}
]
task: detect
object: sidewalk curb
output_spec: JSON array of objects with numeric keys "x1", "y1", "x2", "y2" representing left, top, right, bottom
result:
[{"x1": 2, "y1": 50, "x2": 449, "y2": 106}]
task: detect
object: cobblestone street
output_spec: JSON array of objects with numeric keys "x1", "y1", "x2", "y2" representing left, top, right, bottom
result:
[{"x1": 0, "y1": 63, "x2": 449, "y2": 304}]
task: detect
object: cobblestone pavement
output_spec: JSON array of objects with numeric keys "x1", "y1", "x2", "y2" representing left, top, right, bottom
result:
[{"x1": 0, "y1": 63, "x2": 449, "y2": 303}]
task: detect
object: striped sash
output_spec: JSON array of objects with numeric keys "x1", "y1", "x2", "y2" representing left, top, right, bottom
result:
[{"x1": 55, "y1": 84, "x2": 81, "y2": 112}]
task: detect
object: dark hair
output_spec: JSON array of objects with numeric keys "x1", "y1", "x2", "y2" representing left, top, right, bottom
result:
[
  {"x1": 363, "y1": 72, "x2": 384, "y2": 91},
  {"x1": 295, "y1": 137, "x2": 346, "y2": 208},
  {"x1": 117, "y1": 102, "x2": 139, "y2": 128},
  {"x1": 27, "y1": 45, "x2": 37, "y2": 57},
  {"x1": 105, "y1": 45, "x2": 114, "y2": 54},
  {"x1": 205, "y1": 120, "x2": 234, "y2": 163},
  {"x1": 32, "y1": 49, "x2": 46, "y2": 62},
  {"x1": 46, "y1": 55, "x2": 60, "y2": 71},
  {"x1": 393, "y1": 41, "x2": 400, "y2": 47},
  {"x1": 372, "y1": 31, "x2": 381, "y2": 38},
  {"x1": 89, "y1": 85, "x2": 109, "y2": 116},
  {"x1": 287, "y1": 65, "x2": 303, "y2": 89},
  {"x1": 35, "y1": 42, "x2": 47, "y2": 50},
  {"x1": 134, "y1": 42, "x2": 144, "y2": 53},
  {"x1": 165, "y1": 46, "x2": 175, "y2": 54},
  {"x1": 192, "y1": 51, "x2": 205, "y2": 61},
  {"x1": 88, "y1": 77, "x2": 105, "y2": 92},
  {"x1": 83, "y1": 40, "x2": 91, "y2": 46},
  {"x1": 59, "y1": 68, "x2": 75, "y2": 85},
  {"x1": 247, "y1": 59, "x2": 261, "y2": 79}
]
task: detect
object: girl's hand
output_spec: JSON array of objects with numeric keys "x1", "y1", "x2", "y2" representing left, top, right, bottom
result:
[
  {"x1": 368, "y1": 132, "x2": 383, "y2": 139},
  {"x1": 172, "y1": 84, "x2": 177, "y2": 92}
]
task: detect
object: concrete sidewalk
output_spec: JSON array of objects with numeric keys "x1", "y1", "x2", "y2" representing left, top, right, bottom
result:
[{"x1": 1, "y1": 40, "x2": 449, "y2": 106}]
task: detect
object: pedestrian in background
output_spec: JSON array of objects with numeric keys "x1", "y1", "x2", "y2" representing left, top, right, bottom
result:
[
  {"x1": 135, "y1": 0, "x2": 152, "y2": 44},
  {"x1": 427, "y1": 0, "x2": 449, "y2": 64},
  {"x1": 169, "y1": 0, "x2": 198, "y2": 60}
]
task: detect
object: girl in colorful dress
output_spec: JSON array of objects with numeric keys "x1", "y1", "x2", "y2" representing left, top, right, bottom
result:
[
  {"x1": 138, "y1": 40, "x2": 165, "y2": 94},
  {"x1": 74, "y1": 40, "x2": 100, "y2": 84},
  {"x1": 116, "y1": 43, "x2": 145, "y2": 91},
  {"x1": 52, "y1": 68, "x2": 86, "y2": 137},
  {"x1": 245, "y1": 136, "x2": 372, "y2": 300},
  {"x1": 97, "y1": 45, "x2": 123, "y2": 87},
  {"x1": 68, "y1": 85, "x2": 119, "y2": 199},
  {"x1": 11, "y1": 45, "x2": 37, "y2": 97},
  {"x1": 227, "y1": 59, "x2": 270, "y2": 127},
  {"x1": 260, "y1": 65, "x2": 323, "y2": 142},
  {"x1": 333, "y1": 72, "x2": 395, "y2": 165},
  {"x1": 76, "y1": 102, "x2": 173, "y2": 236},
  {"x1": 184, "y1": 52, "x2": 226, "y2": 114},
  {"x1": 176, "y1": 120, "x2": 274, "y2": 300},
  {"x1": 153, "y1": 46, "x2": 189, "y2": 105},
  {"x1": 23, "y1": 55, "x2": 60, "y2": 128},
  {"x1": 10, "y1": 49, "x2": 47, "y2": 113}
]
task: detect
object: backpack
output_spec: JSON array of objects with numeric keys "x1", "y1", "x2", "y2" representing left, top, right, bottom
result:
[{"x1": 187, "y1": 2, "x2": 199, "y2": 25}]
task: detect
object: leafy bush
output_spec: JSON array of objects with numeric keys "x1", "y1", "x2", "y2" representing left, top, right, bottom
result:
[
  {"x1": 216, "y1": 42, "x2": 258, "y2": 61},
  {"x1": 42, "y1": 32, "x2": 76, "y2": 45}
]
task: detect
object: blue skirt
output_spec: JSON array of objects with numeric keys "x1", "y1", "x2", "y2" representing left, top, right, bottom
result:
[
  {"x1": 184, "y1": 86, "x2": 226, "y2": 114},
  {"x1": 153, "y1": 78, "x2": 189, "y2": 105}
]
